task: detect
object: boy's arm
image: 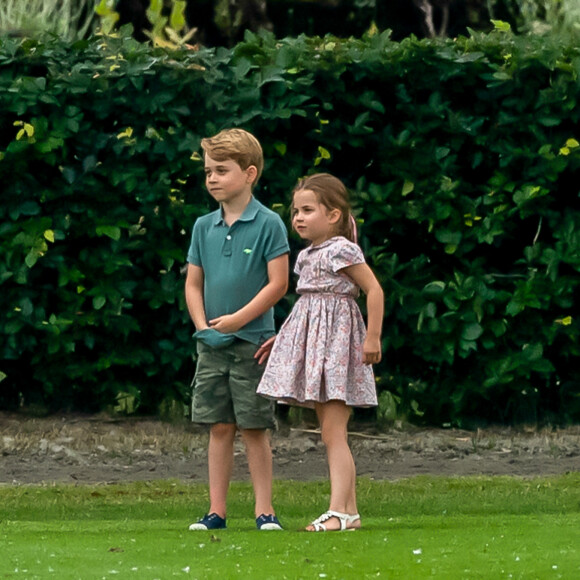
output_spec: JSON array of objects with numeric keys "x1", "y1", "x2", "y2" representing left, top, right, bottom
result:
[
  {"x1": 185, "y1": 264, "x2": 209, "y2": 331},
  {"x1": 340, "y1": 262, "x2": 384, "y2": 365},
  {"x1": 209, "y1": 253, "x2": 289, "y2": 334}
]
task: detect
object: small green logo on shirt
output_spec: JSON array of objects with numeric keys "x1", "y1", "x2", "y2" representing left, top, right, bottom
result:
[{"x1": 243, "y1": 248, "x2": 253, "y2": 254}]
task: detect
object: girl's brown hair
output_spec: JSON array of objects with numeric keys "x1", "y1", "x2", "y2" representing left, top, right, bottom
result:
[{"x1": 293, "y1": 173, "x2": 357, "y2": 242}]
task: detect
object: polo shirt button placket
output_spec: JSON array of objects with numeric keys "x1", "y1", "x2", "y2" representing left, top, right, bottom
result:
[{"x1": 223, "y1": 233, "x2": 232, "y2": 257}]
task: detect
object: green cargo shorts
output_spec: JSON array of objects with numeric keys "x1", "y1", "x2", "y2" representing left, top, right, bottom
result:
[{"x1": 191, "y1": 339, "x2": 276, "y2": 430}]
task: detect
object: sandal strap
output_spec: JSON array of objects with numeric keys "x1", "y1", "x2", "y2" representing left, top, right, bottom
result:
[
  {"x1": 326, "y1": 510, "x2": 359, "y2": 530},
  {"x1": 310, "y1": 511, "x2": 333, "y2": 526},
  {"x1": 310, "y1": 510, "x2": 360, "y2": 531}
]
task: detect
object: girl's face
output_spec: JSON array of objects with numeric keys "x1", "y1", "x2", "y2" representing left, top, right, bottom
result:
[{"x1": 292, "y1": 189, "x2": 340, "y2": 246}]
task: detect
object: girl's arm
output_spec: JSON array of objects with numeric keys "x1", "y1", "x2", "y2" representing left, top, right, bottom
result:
[
  {"x1": 209, "y1": 253, "x2": 289, "y2": 334},
  {"x1": 340, "y1": 263, "x2": 384, "y2": 364}
]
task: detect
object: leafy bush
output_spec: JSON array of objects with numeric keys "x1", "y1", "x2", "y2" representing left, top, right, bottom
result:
[
  {"x1": 0, "y1": 0, "x2": 100, "y2": 40},
  {"x1": 0, "y1": 26, "x2": 578, "y2": 424}
]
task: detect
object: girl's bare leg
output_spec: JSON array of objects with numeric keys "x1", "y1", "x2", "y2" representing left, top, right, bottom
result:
[{"x1": 306, "y1": 400, "x2": 360, "y2": 531}]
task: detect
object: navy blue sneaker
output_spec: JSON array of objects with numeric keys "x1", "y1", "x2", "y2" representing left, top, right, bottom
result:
[
  {"x1": 188, "y1": 513, "x2": 226, "y2": 531},
  {"x1": 256, "y1": 514, "x2": 283, "y2": 530}
]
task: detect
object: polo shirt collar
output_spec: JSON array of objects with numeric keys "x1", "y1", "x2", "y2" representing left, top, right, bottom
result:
[{"x1": 213, "y1": 196, "x2": 261, "y2": 226}]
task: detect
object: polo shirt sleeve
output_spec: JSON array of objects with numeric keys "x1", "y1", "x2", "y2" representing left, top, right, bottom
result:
[
  {"x1": 262, "y1": 213, "x2": 290, "y2": 262},
  {"x1": 187, "y1": 221, "x2": 202, "y2": 266}
]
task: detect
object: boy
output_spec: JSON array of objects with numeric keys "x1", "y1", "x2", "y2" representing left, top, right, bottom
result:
[{"x1": 185, "y1": 128, "x2": 289, "y2": 531}]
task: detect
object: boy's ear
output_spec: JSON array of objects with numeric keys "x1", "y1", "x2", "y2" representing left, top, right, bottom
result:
[{"x1": 246, "y1": 165, "x2": 258, "y2": 184}]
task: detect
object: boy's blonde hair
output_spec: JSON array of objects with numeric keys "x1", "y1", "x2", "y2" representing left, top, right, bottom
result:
[
  {"x1": 293, "y1": 173, "x2": 357, "y2": 243},
  {"x1": 201, "y1": 128, "x2": 264, "y2": 188}
]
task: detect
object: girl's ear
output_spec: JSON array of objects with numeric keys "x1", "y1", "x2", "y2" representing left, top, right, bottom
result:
[{"x1": 328, "y1": 208, "x2": 342, "y2": 224}]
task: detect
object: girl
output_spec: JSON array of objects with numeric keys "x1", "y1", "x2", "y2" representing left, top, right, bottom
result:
[{"x1": 256, "y1": 173, "x2": 384, "y2": 532}]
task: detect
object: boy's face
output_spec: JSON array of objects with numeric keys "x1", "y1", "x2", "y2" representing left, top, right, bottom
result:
[{"x1": 204, "y1": 154, "x2": 256, "y2": 205}]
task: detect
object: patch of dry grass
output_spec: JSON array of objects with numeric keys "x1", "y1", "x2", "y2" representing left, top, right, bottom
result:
[
  {"x1": 2, "y1": 411, "x2": 579, "y2": 458},
  {"x1": 0, "y1": 413, "x2": 207, "y2": 457}
]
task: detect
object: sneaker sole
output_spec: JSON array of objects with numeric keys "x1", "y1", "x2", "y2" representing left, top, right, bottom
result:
[
  {"x1": 258, "y1": 523, "x2": 283, "y2": 530},
  {"x1": 188, "y1": 524, "x2": 210, "y2": 530},
  {"x1": 188, "y1": 523, "x2": 226, "y2": 531}
]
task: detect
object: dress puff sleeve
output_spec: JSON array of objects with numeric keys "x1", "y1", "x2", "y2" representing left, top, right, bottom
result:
[
  {"x1": 294, "y1": 248, "x2": 307, "y2": 276},
  {"x1": 329, "y1": 239, "x2": 366, "y2": 272}
]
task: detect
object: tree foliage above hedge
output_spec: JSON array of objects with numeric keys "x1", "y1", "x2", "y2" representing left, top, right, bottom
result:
[{"x1": 0, "y1": 26, "x2": 579, "y2": 424}]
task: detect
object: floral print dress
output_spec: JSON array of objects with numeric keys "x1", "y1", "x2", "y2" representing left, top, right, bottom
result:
[{"x1": 257, "y1": 236, "x2": 378, "y2": 408}]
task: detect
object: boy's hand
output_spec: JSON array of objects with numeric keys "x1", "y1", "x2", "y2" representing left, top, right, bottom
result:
[
  {"x1": 254, "y1": 336, "x2": 276, "y2": 365},
  {"x1": 209, "y1": 314, "x2": 242, "y2": 334},
  {"x1": 362, "y1": 336, "x2": 382, "y2": 365}
]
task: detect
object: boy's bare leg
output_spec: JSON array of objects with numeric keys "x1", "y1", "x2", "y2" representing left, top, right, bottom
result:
[
  {"x1": 240, "y1": 428, "x2": 275, "y2": 517},
  {"x1": 208, "y1": 422, "x2": 237, "y2": 518},
  {"x1": 307, "y1": 401, "x2": 360, "y2": 530}
]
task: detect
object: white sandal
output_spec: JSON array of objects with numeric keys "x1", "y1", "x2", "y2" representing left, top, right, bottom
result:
[{"x1": 307, "y1": 510, "x2": 361, "y2": 532}]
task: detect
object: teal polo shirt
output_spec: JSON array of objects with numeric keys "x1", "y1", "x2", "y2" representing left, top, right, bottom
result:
[{"x1": 187, "y1": 196, "x2": 290, "y2": 345}]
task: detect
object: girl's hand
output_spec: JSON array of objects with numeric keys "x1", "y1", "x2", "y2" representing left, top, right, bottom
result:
[
  {"x1": 254, "y1": 336, "x2": 276, "y2": 365},
  {"x1": 209, "y1": 314, "x2": 241, "y2": 334},
  {"x1": 363, "y1": 336, "x2": 382, "y2": 365}
]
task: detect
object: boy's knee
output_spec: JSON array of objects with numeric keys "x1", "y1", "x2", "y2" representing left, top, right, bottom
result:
[
  {"x1": 239, "y1": 427, "x2": 270, "y2": 446},
  {"x1": 210, "y1": 422, "x2": 237, "y2": 440}
]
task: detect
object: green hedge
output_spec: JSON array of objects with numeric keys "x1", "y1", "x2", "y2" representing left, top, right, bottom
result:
[{"x1": 1, "y1": 27, "x2": 579, "y2": 424}]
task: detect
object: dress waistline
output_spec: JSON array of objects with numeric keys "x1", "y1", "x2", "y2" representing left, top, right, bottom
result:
[{"x1": 298, "y1": 291, "x2": 357, "y2": 299}]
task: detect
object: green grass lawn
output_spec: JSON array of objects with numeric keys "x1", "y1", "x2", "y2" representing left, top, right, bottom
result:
[{"x1": 1, "y1": 474, "x2": 579, "y2": 579}]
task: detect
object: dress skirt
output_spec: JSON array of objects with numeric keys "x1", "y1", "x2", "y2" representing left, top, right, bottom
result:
[{"x1": 257, "y1": 292, "x2": 378, "y2": 408}]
